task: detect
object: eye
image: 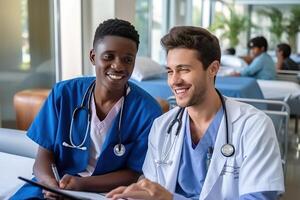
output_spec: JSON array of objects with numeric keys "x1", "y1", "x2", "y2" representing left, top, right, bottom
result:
[
  {"x1": 123, "y1": 56, "x2": 134, "y2": 64},
  {"x1": 179, "y1": 67, "x2": 190, "y2": 73},
  {"x1": 102, "y1": 53, "x2": 114, "y2": 61},
  {"x1": 166, "y1": 69, "x2": 173, "y2": 75}
]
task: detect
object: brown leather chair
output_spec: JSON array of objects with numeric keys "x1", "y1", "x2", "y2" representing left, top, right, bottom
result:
[
  {"x1": 156, "y1": 97, "x2": 170, "y2": 113},
  {"x1": 13, "y1": 90, "x2": 168, "y2": 130},
  {"x1": 13, "y1": 89, "x2": 50, "y2": 130}
]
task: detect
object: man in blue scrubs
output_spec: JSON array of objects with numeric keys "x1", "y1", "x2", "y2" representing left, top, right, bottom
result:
[
  {"x1": 107, "y1": 27, "x2": 284, "y2": 200},
  {"x1": 234, "y1": 36, "x2": 276, "y2": 80},
  {"x1": 11, "y1": 19, "x2": 162, "y2": 199}
]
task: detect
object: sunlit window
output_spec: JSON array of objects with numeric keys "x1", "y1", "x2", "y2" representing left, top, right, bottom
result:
[{"x1": 21, "y1": 0, "x2": 30, "y2": 70}]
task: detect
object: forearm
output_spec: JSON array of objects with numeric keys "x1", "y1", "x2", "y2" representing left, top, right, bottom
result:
[
  {"x1": 33, "y1": 147, "x2": 57, "y2": 186},
  {"x1": 79, "y1": 169, "x2": 140, "y2": 192}
]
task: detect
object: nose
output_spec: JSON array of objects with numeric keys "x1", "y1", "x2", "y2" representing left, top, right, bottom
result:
[
  {"x1": 110, "y1": 58, "x2": 123, "y2": 71},
  {"x1": 168, "y1": 71, "x2": 183, "y2": 86}
]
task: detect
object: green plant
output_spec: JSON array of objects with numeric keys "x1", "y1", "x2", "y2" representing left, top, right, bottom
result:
[
  {"x1": 285, "y1": 6, "x2": 300, "y2": 53},
  {"x1": 257, "y1": 7, "x2": 285, "y2": 43},
  {"x1": 209, "y1": 5, "x2": 248, "y2": 48}
]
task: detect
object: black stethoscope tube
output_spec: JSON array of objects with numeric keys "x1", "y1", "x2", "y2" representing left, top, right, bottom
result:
[
  {"x1": 166, "y1": 89, "x2": 235, "y2": 157},
  {"x1": 63, "y1": 80, "x2": 127, "y2": 156}
]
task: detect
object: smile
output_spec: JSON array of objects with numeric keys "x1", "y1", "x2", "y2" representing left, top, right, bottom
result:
[
  {"x1": 107, "y1": 74, "x2": 124, "y2": 80},
  {"x1": 175, "y1": 88, "x2": 188, "y2": 94}
]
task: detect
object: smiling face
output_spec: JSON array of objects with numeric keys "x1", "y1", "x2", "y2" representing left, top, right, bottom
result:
[
  {"x1": 250, "y1": 46, "x2": 265, "y2": 58},
  {"x1": 90, "y1": 35, "x2": 137, "y2": 92},
  {"x1": 166, "y1": 48, "x2": 217, "y2": 108}
]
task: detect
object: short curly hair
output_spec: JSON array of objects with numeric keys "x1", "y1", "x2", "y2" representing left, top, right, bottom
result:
[
  {"x1": 161, "y1": 26, "x2": 221, "y2": 70},
  {"x1": 93, "y1": 18, "x2": 140, "y2": 49},
  {"x1": 277, "y1": 43, "x2": 291, "y2": 58}
]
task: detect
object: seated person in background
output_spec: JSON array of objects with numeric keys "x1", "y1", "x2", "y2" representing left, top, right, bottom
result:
[
  {"x1": 10, "y1": 18, "x2": 162, "y2": 199},
  {"x1": 232, "y1": 36, "x2": 276, "y2": 80},
  {"x1": 107, "y1": 26, "x2": 284, "y2": 200},
  {"x1": 276, "y1": 43, "x2": 299, "y2": 70}
]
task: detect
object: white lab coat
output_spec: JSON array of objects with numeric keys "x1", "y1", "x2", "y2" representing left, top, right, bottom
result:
[{"x1": 143, "y1": 98, "x2": 284, "y2": 200}]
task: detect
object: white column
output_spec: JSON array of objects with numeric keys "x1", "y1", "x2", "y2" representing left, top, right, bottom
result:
[{"x1": 59, "y1": 0, "x2": 82, "y2": 81}]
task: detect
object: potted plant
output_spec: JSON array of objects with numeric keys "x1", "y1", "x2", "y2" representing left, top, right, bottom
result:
[
  {"x1": 257, "y1": 7, "x2": 285, "y2": 45},
  {"x1": 285, "y1": 6, "x2": 300, "y2": 53},
  {"x1": 209, "y1": 4, "x2": 248, "y2": 49}
]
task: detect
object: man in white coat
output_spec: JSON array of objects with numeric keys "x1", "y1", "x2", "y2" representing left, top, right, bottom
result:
[{"x1": 107, "y1": 26, "x2": 284, "y2": 200}]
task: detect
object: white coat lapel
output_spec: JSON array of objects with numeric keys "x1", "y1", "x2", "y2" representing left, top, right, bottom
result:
[
  {"x1": 162, "y1": 108, "x2": 187, "y2": 192},
  {"x1": 200, "y1": 98, "x2": 241, "y2": 200},
  {"x1": 200, "y1": 115, "x2": 227, "y2": 200}
]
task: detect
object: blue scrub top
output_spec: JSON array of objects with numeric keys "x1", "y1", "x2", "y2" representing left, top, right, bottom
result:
[
  {"x1": 240, "y1": 52, "x2": 276, "y2": 80},
  {"x1": 175, "y1": 107, "x2": 224, "y2": 199},
  {"x1": 11, "y1": 77, "x2": 162, "y2": 199}
]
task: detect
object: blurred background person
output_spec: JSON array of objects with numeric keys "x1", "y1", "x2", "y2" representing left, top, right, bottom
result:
[
  {"x1": 276, "y1": 43, "x2": 299, "y2": 70},
  {"x1": 232, "y1": 36, "x2": 276, "y2": 80}
]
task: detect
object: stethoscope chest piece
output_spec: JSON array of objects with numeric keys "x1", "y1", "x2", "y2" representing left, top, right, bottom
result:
[
  {"x1": 114, "y1": 144, "x2": 126, "y2": 157},
  {"x1": 221, "y1": 143, "x2": 235, "y2": 157}
]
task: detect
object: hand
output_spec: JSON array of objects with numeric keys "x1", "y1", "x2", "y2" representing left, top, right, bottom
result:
[
  {"x1": 59, "y1": 174, "x2": 82, "y2": 190},
  {"x1": 229, "y1": 71, "x2": 240, "y2": 77},
  {"x1": 107, "y1": 178, "x2": 172, "y2": 200},
  {"x1": 42, "y1": 178, "x2": 60, "y2": 200}
]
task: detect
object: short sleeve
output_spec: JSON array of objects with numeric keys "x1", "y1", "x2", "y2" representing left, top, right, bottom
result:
[{"x1": 27, "y1": 87, "x2": 59, "y2": 151}]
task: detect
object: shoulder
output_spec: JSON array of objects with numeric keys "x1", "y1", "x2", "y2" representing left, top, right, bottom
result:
[
  {"x1": 226, "y1": 99, "x2": 275, "y2": 139},
  {"x1": 227, "y1": 98, "x2": 272, "y2": 124},
  {"x1": 127, "y1": 81, "x2": 162, "y2": 113},
  {"x1": 149, "y1": 107, "x2": 182, "y2": 142},
  {"x1": 152, "y1": 107, "x2": 182, "y2": 127},
  {"x1": 53, "y1": 77, "x2": 95, "y2": 92},
  {"x1": 50, "y1": 77, "x2": 95, "y2": 100}
]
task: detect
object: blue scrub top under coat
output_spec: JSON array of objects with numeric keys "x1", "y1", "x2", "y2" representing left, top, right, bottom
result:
[
  {"x1": 11, "y1": 77, "x2": 162, "y2": 199},
  {"x1": 175, "y1": 107, "x2": 224, "y2": 199}
]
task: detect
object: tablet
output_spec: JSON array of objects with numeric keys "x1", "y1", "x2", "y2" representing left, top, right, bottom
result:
[{"x1": 18, "y1": 176, "x2": 107, "y2": 200}]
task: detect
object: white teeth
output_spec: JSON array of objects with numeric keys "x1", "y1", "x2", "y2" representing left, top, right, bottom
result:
[
  {"x1": 108, "y1": 74, "x2": 123, "y2": 80},
  {"x1": 175, "y1": 89, "x2": 186, "y2": 94}
]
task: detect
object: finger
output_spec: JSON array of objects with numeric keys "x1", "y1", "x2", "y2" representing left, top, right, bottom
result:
[
  {"x1": 111, "y1": 190, "x2": 150, "y2": 200},
  {"x1": 44, "y1": 191, "x2": 59, "y2": 200},
  {"x1": 137, "y1": 178, "x2": 152, "y2": 188},
  {"x1": 138, "y1": 180, "x2": 162, "y2": 197},
  {"x1": 106, "y1": 186, "x2": 127, "y2": 198},
  {"x1": 123, "y1": 183, "x2": 145, "y2": 193},
  {"x1": 59, "y1": 174, "x2": 71, "y2": 189}
]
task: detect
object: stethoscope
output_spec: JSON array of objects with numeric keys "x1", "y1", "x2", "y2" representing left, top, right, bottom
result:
[
  {"x1": 62, "y1": 81, "x2": 127, "y2": 157},
  {"x1": 156, "y1": 89, "x2": 235, "y2": 166}
]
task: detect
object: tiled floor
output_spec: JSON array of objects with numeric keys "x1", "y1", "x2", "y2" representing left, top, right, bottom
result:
[{"x1": 281, "y1": 118, "x2": 300, "y2": 199}]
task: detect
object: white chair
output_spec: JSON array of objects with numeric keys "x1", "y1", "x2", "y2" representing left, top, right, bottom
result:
[
  {"x1": 230, "y1": 97, "x2": 290, "y2": 176},
  {"x1": 276, "y1": 70, "x2": 300, "y2": 84}
]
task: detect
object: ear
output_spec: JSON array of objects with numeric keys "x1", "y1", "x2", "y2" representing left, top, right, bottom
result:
[
  {"x1": 89, "y1": 49, "x2": 96, "y2": 65},
  {"x1": 208, "y1": 60, "x2": 220, "y2": 78}
]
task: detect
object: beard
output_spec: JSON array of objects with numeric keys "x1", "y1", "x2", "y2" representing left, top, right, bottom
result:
[{"x1": 175, "y1": 86, "x2": 207, "y2": 108}]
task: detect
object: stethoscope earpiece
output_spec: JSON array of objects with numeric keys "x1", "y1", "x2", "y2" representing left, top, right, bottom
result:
[{"x1": 62, "y1": 142, "x2": 87, "y2": 151}]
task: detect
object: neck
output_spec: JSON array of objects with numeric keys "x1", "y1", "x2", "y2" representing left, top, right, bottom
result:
[
  {"x1": 187, "y1": 89, "x2": 222, "y2": 143},
  {"x1": 93, "y1": 83, "x2": 126, "y2": 120}
]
